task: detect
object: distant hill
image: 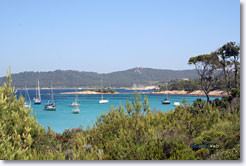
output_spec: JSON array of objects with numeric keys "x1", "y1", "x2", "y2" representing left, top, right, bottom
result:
[{"x1": 0, "y1": 67, "x2": 198, "y2": 88}]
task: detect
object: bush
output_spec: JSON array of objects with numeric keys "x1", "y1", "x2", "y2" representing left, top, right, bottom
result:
[{"x1": 0, "y1": 70, "x2": 240, "y2": 160}]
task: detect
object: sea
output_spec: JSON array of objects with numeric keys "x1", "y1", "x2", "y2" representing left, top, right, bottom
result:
[{"x1": 16, "y1": 89, "x2": 220, "y2": 133}]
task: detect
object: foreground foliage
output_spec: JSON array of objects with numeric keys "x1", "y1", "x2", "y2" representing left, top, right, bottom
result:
[{"x1": 0, "y1": 72, "x2": 240, "y2": 160}]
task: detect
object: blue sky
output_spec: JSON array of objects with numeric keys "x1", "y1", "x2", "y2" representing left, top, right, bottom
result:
[{"x1": 0, "y1": 0, "x2": 240, "y2": 76}]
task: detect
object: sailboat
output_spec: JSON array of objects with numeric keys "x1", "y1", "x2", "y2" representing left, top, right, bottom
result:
[
  {"x1": 33, "y1": 80, "x2": 41, "y2": 104},
  {"x1": 24, "y1": 86, "x2": 31, "y2": 108},
  {"x1": 44, "y1": 84, "x2": 56, "y2": 111},
  {"x1": 70, "y1": 94, "x2": 80, "y2": 107},
  {"x1": 72, "y1": 107, "x2": 80, "y2": 114},
  {"x1": 99, "y1": 78, "x2": 109, "y2": 104},
  {"x1": 161, "y1": 83, "x2": 171, "y2": 104}
]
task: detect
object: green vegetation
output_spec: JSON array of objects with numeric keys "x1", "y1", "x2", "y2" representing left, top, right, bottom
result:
[
  {"x1": 158, "y1": 78, "x2": 227, "y2": 92},
  {"x1": 158, "y1": 79, "x2": 200, "y2": 92},
  {"x1": 0, "y1": 68, "x2": 198, "y2": 88},
  {"x1": 158, "y1": 42, "x2": 240, "y2": 103},
  {"x1": 88, "y1": 88, "x2": 117, "y2": 93},
  {"x1": 0, "y1": 67, "x2": 240, "y2": 160},
  {"x1": 0, "y1": 42, "x2": 240, "y2": 160},
  {"x1": 188, "y1": 53, "x2": 219, "y2": 102},
  {"x1": 188, "y1": 42, "x2": 240, "y2": 102}
]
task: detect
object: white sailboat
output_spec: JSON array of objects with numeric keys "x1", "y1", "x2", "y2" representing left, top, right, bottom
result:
[
  {"x1": 44, "y1": 84, "x2": 56, "y2": 111},
  {"x1": 33, "y1": 80, "x2": 41, "y2": 104},
  {"x1": 70, "y1": 94, "x2": 80, "y2": 107},
  {"x1": 24, "y1": 86, "x2": 31, "y2": 108},
  {"x1": 161, "y1": 83, "x2": 171, "y2": 104},
  {"x1": 99, "y1": 78, "x2": 109, "y2": 104},
  {"x1": 72, "y1": 107, "x2": 80, "y2": 114}
]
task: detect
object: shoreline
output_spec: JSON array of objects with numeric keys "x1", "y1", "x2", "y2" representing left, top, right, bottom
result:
[
  {"x1": 16, "y1": 87, "x2": 141, "y2": 90},
  {"x1": 59, "y1": 91, "x2": 120, "y2": 95},
  {"x1": 148, "y1": 90, "x2": 227, "y2": 97},
  {"x1": 58, "y1": 90, "x2": 226, "y2": 96},
  {"x1": 16, "y1": 88, "x2": 226, "y2": 97}
]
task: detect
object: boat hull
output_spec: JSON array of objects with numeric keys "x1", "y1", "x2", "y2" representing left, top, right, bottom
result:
[
  {"x1": 70, "y1": 104, "x2": 80, "y2": 107},
  {"x1": 72, "y1": 108, "x2": 80, "y2": 114},
  {"x1": 44, "y1": 105, "x2": 56, "y2": 111},
  {"x1": 25, "y1": 104, "x2": 30, "y2": 108},
  {"x1": 99, "y1": 100, "x2": 109, "y2": 104},
  {"x1": 162, "y1": 101, "x2": 171, "y2": 104},
  {"x1": 44, "y1": 108, "x2": 56, "y2": 111},
  {"x1": 174, "y1": 102, "x2": 181, "y2": 106},
  {"x1": 34, "y1": 99, "x2": 41, "y2": 105}
]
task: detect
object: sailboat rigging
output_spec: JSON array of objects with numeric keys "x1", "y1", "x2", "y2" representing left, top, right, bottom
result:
[
  {"x1": 161, "y1": 83, "x2": 171, "y2": 104},
  {"x1": 99, "y1": 78, "x2": 109, "y2": 104},
  {"x1": 44, "y1": 84, "x2": 56, "y2": 111},
  {"x1": 33, "y1": 80, "x2": 41, "y2": 104},
  {"x1": 24, "y1": 86, "x2": 31, "y2": 108},
  {"x1": 70, "y1": 93, "x2": 80, "y2": 107}
]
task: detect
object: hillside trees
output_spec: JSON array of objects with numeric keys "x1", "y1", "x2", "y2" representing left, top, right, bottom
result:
[
  {"x1": 217, "y1": 42, "x2": 240, "y2": 93},
  {"x1": 188, "y1": 53, "x2": 219, "y2": 102},
  {"x1": 188, "y1": 42, "x2": 240, "y2": 102}
]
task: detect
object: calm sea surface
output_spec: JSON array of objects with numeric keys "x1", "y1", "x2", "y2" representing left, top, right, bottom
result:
[{"x1": 16, "y1": 89, "x2": 220, "y2": 133}]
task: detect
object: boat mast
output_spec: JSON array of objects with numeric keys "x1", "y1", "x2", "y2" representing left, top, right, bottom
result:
[
  {"x1": 25, "y1": 85, "x2": 27, "y2": 100},
  {"x1": 38, "y1": 80, "x2": 41, "y2": 100},
  {"x1": 35, "y1": 83, "x2": 38, "y2": 99},
  {"x1": 25, "y1": 86, "x2": 31, "y2": 104},
  {"x1": 166, "y1": 83, "x2": 168, "y2": 100},
  {"x1": 75, "y1": 94, "x2": 78, "y2": 102},
  {"x1": 51, "y1": 83, "x2": 54, "y2": 103},
  {"x1": 101, "y1": 78, "x2": 103, "y2": 100}
]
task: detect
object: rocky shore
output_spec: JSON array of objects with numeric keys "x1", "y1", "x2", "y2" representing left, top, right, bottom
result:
[
  {"x1": 60, "y1": 90, "x2": 227, "y2": 96},
  {"x1": 149, "y1": 90, "x2": 227, "y2": 96}
]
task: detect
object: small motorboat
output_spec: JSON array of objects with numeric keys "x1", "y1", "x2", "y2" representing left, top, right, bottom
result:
[
  {"x1": 174, "y1": 101, "x2": 181, "y2": 106},
  {"x1": 72, "y1": 108, "x2": 80, "y2": 114}
]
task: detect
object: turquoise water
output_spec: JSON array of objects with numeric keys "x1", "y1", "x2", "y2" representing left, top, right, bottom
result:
[{"x1": 17, "y1": 89, "x2": 219, "y2": 133}]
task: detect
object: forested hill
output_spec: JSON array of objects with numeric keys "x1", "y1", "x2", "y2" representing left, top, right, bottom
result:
[{"x1": 0, "y1": 67, "x2": 198, "y2": 88}]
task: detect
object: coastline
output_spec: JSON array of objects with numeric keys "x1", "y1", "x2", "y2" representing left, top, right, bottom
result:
[
  {"x1": 16, "y1": 87, "x2": 227, "y2": 97},
  {"x1": 58, "y1": 89, "x2": 227, "y2": 96},
  {"x1": 59, "y1": 90, "x2": 120, "y2": 95},
  {"x1": 149, "y1": 90, "x2": 227, "y2": 97},
  {"x1": 16, "y1": 87, "x2": 134, "y2": 90}
]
